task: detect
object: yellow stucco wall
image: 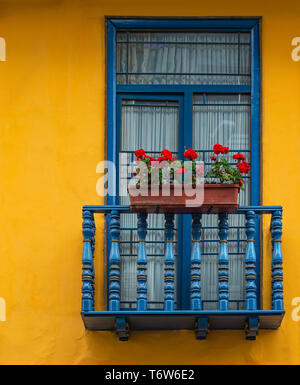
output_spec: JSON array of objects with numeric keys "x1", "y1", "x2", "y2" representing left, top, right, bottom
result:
[{"x1": 0, "y1": 0, "x2": 300, "y2": 365}]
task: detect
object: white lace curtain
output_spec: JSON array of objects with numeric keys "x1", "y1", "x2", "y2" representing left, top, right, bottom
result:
[
  {"x1": 120, "y1": 101, "x2": 179, "y2": 309},
  {"x1": 117, "y1": 31, "x2": 251, "y2": 85},
  {"x1": 193, "y1": 94, "x2": 250, "y2": 309}
]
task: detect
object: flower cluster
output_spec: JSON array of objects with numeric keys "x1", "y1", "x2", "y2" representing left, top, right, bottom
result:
[
  {"x1": 158, "y1": 149, "x2": 173, "y2": 162},
  {"x1": 133, "y1": 144, "x2": 250, "y2": 189},
  {"x1": 135, "y1": 149, "x2": 146, "y2": 159},
  {"x1": 205, "y1": 143, "x2": 250, "y2": 189},
  {"x1": 232, "y1": 153, "x2": 246, "y2": 162},
  {"x1": 236, "y1": 160, "x2": 250, "y2": 174},
  {"x1": 184, "y1": 148, "x2": 197, "y2": 160},
  {"x1": 213, "y1": 144, "x2": 229, "y2": 155},
  {"x1": 133, "y1": 148, "x2": 201, "y2": 186}
]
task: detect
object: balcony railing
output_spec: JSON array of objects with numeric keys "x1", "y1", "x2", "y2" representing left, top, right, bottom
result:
[{"x1": 81, "y1": 205, "x2": 284, "y2": 341}]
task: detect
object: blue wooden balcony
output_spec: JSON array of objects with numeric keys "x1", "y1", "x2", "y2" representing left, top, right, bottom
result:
[{"x1": 81, "y1": 205, "x2": 284, "y2": 341}]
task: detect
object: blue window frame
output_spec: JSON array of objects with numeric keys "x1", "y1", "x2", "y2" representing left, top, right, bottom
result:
[{"x1": 106, "y1": 18, "x2": 261, "y2": 310}]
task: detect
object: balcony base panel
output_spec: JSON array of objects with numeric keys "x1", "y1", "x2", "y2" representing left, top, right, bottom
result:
[{"x1": 82, "y1": 310, "x2": 284, "y2": 340}]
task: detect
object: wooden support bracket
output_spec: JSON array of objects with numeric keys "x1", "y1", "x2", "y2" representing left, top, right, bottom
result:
[
  {"x1": 195, "y1": 317, "x2": 209, "y2": 340},
  {"x1": 245, "y1": 316, "x2": 259, "y2": 340},
  {"x1": 115, "y1": 317, "x2": 129, "y2": 341}
]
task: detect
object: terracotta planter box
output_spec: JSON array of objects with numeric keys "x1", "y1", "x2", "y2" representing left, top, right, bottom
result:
[{"x1": 128, "y1": 184, "x2": 240, "y2": 213}]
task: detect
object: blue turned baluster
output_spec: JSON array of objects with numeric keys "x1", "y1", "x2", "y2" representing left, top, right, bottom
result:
[
  {"x1": 81, "y1": 210, "x2": 94, "y2": 312},
  {"x1": 218, "y1": 213, "x2": 229, "y2": 311},
  {"x1": 191, "y1": 213, "x2": 202, "y2": 311},
  {"x1": 164, "y1": 213, "x2": 175, "y2": 311},
  {"x1": 271, "y1": 210, "x2": 284, "y2": 311},
  {"x1": 245, "y1": 211, "x2": 257, "y2": 310},
  {"x1": 91, "y1": 214, "x2": 96, "y2": 308},
  {"x1": 109, "y1": 210, "x2": 121, "y2": 311},
  {"x1": 137, "y1": 213, "x2": 148, "y2": 311}
]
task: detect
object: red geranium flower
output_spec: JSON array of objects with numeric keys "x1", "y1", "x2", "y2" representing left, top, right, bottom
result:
[
  {"x1": 135, "y1": 149, "x2": 146, "y2": 159},
  {"x1": 211, "y1": 156, "x2": 217, "y2": 161},
  {"x1": 213, "y1": 144, "x2": 229, "y2": 155},
  {"x1": 213, "y1": 143, "x2": 224, "y2": 155},
  {"x1": 184, "y1": 149, "x2": 197, "y2": 160},
  {"x1": 239, "y1": 180, "x2": 243, "y2": 187},
  {"x1": 236, "y1": 161, "x2": 250, "y2": 174},
  {"x1": 160, "y1": 149, "x2": 172, "y2": 161},
  {"x1": 233, "y1": 153, "x2": 246, "y2": 162}
]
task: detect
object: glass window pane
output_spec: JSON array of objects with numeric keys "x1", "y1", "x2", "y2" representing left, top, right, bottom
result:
[
  {"x1": 116, "y1": 32, "x2": 251, "y2": 85},
  {"x1": 193, "y1": 93, "x2": 251, "y2": 310},
  {"x1": 119, "y1": 99, "x2": 179, "y2": 309}
]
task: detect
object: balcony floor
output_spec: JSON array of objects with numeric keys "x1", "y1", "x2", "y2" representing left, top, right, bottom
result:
[{"x1": 82, "y1": 310, "x2": 284, "y2": 333}]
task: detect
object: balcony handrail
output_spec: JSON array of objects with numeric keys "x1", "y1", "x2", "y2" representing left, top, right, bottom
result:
[
  {"x1": 81, "y1": 204, "x2": 284, "y2": 340},
  {"x1": 83, "y1": 204, "x2": 283, "y2": 214}
]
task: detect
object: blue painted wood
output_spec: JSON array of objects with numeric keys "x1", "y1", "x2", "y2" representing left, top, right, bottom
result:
[
  {"x1": 115, "y1": 317, "x2": 129, "y2": 341},
  {"x1": 106, "y1": 20, "x2": 118, "y2": 310},
  {"x1": 107, "y1": 20, "x2": 117, "y2": 206},
  {"x1": 250, "y1": 22, "x2": 261, "y2": 208},
  {"x1": 164, "y1": 213, "x2": 175, "y2": 311},
  {"x1": 271, "y1": 210, "x2": 284, "y2": 311},
  {"x1": 180, "y1": 90, "x2": 193, "y2": 310},
  {"x1": 110, "y1": 18, "x2": 259, "y2": 31},
  {"x1": 105, "y1": 213, "x2": 111, "y2": 311},
  {"x1": 245, "y1": 316, "x2": 259, "y2": 340},
  {"x1": 84, "y1": 205, "x2": 282, "y2": 312},
  {"x1": 117, "y1": 93, "x2": 184, "y2": 101},
  {"x1": 106, "y1": 17, "x2": 262, "y2": 310},
  {"x1": 218, "y1": 213, "x2": 229, "y2": 311},
  {"x1": 117, "y1": 84, "x2": 251, "y2": 94},
  {"x1": 82, "y1": 310, "x2": 285, "y2": 337},
  {"x1": 91, "y1": 214, "x2": 96, "y2": 308},
  {"x1": 245, "y1": 211, "x2": 257, "y2": 310},
  {"x1": 81, "y1": 210, "x2": 94, "y2": 312},
  {"x1": 251, "y1": 22, "x2": 261, "y2": 309},
  {"x1": 190, "y1": 214, "x2": 202, "y2": 311},
  {"x1": 83, "y1": 205, "x2": 282, "y2": 214},
  {"x1": 108, "y1": 210, "x2": 121, "y2": 311},
  {"x1": 91, "y1": 215, "x2": 95, "y2": 255},
  {"x1": 195, "y1": 317, "x2": 208, "y2": 340},
  {"x1": 137, "y1": 213, "x2": 148, "y2": 311},
  {"x1": 82, "y1": 309, "x2": 284, "y2": 317}
]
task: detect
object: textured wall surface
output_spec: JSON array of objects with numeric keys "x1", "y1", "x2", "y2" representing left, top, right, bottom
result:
[{"x1": 0, "y1": 0, "x2": 300, "y2": 364}]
